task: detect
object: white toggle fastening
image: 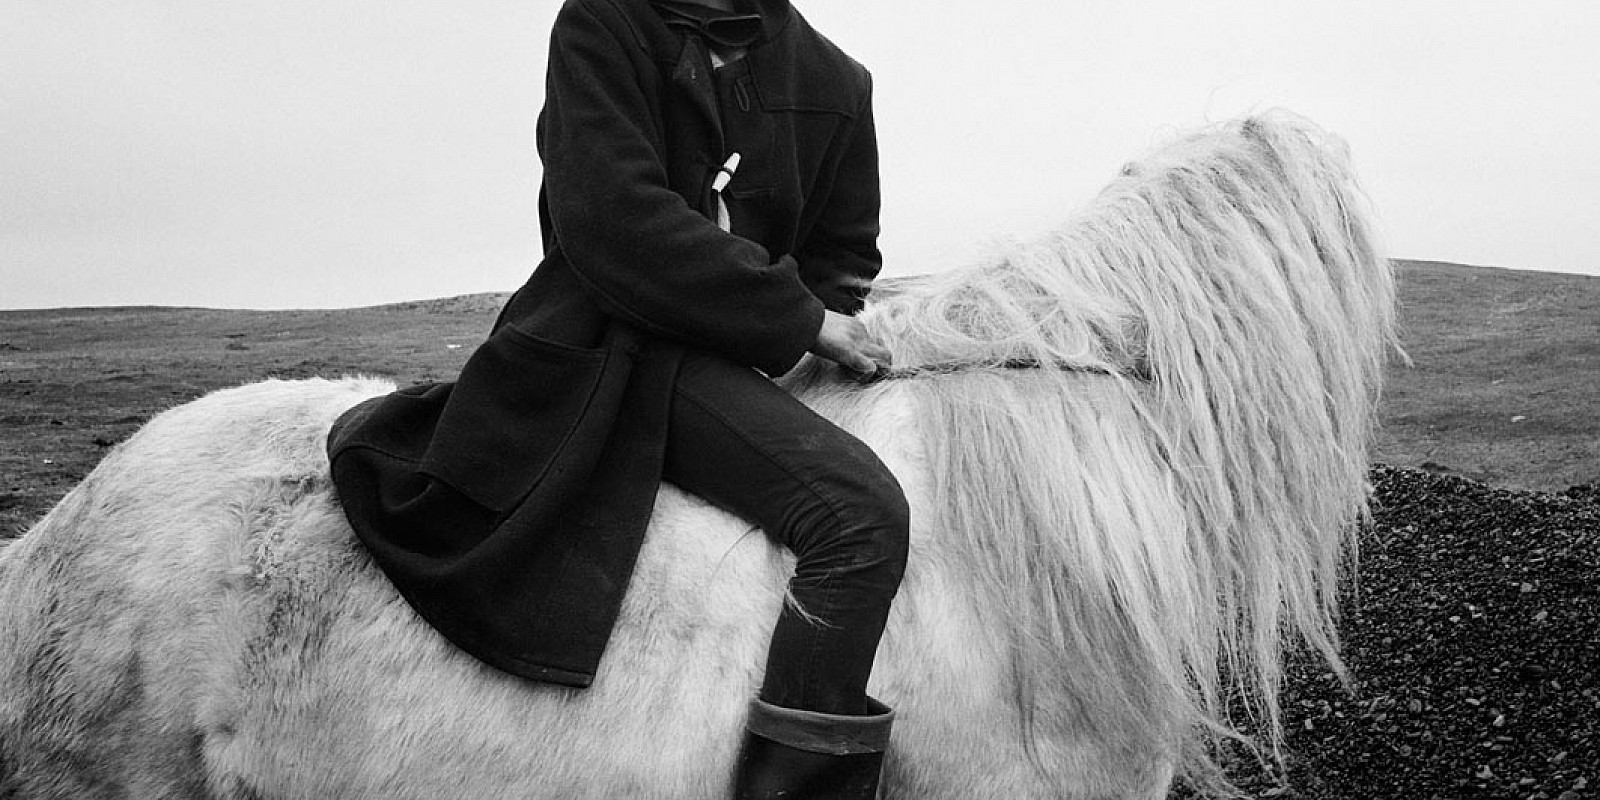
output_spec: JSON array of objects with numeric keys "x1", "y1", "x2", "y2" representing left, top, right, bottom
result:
[
  {"x1": 713, "y1": 152, "x2": 741, "y2": 232},
  {"x1": 712, "y1": 152, "x2": 741, "y2": 193}
]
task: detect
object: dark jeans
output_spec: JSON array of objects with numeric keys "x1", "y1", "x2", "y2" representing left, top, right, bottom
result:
[{"x1": 662, "y1": 349, "x2": 910, "y2": 717}]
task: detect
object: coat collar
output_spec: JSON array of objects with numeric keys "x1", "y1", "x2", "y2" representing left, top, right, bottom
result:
[
  {"x1": 646, "y1": 0, "x2": 796, "y2": 161},
  {"x1": 649, "y1": 0, "x2": 791, "y2": 45}
]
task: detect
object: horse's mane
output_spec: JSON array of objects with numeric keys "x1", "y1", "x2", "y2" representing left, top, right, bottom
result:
[{"x1": 783, "y1": 111, "x2": 1396, "y2": 789}]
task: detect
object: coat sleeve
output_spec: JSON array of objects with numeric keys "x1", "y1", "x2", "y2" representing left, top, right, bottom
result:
[
  {"x1": 540, "y1": 0, "x2": 826, "y2": 376},
  {"x1": 796, "y1": 77, "x2": 882, "y2": 316}
]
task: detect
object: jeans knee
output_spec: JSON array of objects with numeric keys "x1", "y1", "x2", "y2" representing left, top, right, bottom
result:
[
  {"x1": 816, "y1": 477, "x2": 909, "y2": 589},
  {"x1": 867, "y1": 488, "x2": 911, "y2": 584}
]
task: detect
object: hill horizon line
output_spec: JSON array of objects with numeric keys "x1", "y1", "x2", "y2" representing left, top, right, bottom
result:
[{"x1": 4, "y1": 258, "x2": 1596, "y2": 315}]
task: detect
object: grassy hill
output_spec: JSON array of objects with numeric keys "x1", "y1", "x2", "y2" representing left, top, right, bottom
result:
[
  {"x1": 1379, "y1": 260, "x2": 1600, "y2": 491},
  {"x1": 5, "y1": 259, "x2": 1597, "y2": 535}
]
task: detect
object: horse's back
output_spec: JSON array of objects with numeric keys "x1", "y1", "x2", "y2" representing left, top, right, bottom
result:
[{"x1": 0, "y1": 377, "x2": 795, "y2": 799}]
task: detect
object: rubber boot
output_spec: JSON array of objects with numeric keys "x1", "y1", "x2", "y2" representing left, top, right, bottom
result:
[{"x1": 732, "y1": 697, "x2": 894, "y2": 800}]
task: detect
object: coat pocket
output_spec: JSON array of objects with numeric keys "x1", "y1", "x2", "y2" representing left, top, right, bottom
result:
[
  {"x1": 421, "y1": 324, "x2": 619, "y2": 515},
  {"x1": 725, "y1": 185, "x2": 777, "y2": 245}
]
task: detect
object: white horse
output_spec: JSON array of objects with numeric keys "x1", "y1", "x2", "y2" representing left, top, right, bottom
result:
[{"x1": 0, "y1": 112, "x2": 1395, "y2": 799}]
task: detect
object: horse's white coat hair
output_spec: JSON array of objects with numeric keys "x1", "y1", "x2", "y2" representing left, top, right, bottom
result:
[{"x1": 0, "y1": 112, "x2": 1393, "y2": 799}]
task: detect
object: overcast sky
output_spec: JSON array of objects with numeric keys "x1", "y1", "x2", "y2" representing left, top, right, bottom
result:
[{"x1": 3, "y1": 1, "x2": 1598, "y2": 310}]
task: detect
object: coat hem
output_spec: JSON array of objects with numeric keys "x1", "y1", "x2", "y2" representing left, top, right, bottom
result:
[{"x1": 391, "y1": 577, "x2": 601, "y2": 688}]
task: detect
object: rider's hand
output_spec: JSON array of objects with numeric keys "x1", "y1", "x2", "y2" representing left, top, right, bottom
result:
[{"x1": 810, "y1": 310, "x2": 892, "y2": 382}]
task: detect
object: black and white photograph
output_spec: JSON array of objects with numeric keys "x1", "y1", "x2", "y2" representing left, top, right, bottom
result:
[{"x1": 2, "y1": 1, "x2": 1596, "y2": 797}]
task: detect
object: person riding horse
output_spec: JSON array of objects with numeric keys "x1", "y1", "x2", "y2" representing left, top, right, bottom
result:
[{"x1": 327, "y1": 0, "x2": 906, "y2": 796}]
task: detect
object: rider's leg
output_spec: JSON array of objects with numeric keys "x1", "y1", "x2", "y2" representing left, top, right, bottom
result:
[{"x1": 662, "y1": 349, "x2": 908, "y2": 797}]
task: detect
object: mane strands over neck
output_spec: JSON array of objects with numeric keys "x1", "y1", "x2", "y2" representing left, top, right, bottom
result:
[{"x1": 788, "y1": 111, "x2": 1396, "y2": 792}]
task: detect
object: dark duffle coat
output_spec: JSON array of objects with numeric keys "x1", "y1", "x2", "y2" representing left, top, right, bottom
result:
[{"x1": 328, "y1": 0, "x2": 881, "y2": 687}]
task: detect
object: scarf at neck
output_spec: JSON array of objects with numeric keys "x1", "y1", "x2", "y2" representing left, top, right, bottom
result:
[{"x1": 653, "y1": 0, "x2": 764, "y2": 49}]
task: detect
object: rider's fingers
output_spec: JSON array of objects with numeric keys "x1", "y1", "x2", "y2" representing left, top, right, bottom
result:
[{"x1": 863, "y1": 341, "x2": 893, "y2": 369}]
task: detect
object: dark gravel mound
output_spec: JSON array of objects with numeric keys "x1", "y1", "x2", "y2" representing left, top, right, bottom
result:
[{"x1": 1221, "y1": 466, "x2": 1598, "y2": 799}]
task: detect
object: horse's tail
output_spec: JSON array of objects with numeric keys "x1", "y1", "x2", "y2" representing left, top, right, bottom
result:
[{"x1": 859, "y1": 111, "x2": 1396, "y2": 789}]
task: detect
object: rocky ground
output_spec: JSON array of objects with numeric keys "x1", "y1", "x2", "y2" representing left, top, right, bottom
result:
[{"x1": 1216, "y1": 466, "x2": 1597, "y2": 800}]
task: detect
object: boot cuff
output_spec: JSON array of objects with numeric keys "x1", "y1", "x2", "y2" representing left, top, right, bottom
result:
[{"x1": 745, "y1": 697, "x2": 894, "y2": 755}]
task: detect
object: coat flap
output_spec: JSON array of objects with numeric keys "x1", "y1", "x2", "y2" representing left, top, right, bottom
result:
[{"x1": 420, "y1": 325, "x2": 621, "y2": 515}]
